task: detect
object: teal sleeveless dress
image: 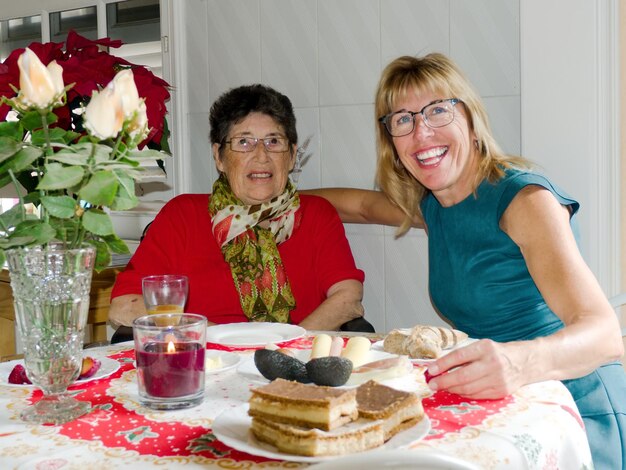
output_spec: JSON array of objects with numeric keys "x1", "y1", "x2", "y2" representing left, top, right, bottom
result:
[{"x1": 421, "y1": 169, "x2": 626, "y2": 470}]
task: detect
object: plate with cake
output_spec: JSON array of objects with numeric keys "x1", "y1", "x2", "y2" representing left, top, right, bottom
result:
[
  {"x1": 212, "y1": 378, "x2": 430, "y2": 463},
  {"x1": 373, "y1": 325, "x2": 472, "y2": 363},
  {"x1": 206, "y1": 322, "x2": 306, "y2": 347}
]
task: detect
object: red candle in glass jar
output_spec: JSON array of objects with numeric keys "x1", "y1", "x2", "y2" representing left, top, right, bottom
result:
[{"x1": 136, "y1": 341, "x2": 205, "y2": 398}]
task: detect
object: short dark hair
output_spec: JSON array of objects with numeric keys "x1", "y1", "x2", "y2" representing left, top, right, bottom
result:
[{"x1": 209, "y1": 84, "x2": 297, "y2": 146}]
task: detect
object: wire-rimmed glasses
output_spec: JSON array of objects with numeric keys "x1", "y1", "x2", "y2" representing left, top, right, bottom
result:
[
  {"x1": 378, "y1": 98, "x2": 461, "y2": 137},
  {"x1": 223, "y1": 135, "x2": 290, "y2": 153}
]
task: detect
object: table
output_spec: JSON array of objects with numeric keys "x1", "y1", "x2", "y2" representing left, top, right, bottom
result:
[{"x1": 0, "y1": 336, "x2": 593, "y2": 469}]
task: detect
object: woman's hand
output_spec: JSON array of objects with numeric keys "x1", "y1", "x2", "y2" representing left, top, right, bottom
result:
[
  {"x1": 426, "y1": 339, "x2": 529, "y2": 399},
  {"x1": 108, "y1": 294, "x2": 147, "y2": 327}
]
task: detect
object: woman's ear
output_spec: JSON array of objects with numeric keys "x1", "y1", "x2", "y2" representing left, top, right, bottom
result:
[
  {"x1": 288, "y1": 143, "x2": 297, "y2": 171},
  {"x1": 212, "y1": 142, "x2": 224, "y2": 172}
]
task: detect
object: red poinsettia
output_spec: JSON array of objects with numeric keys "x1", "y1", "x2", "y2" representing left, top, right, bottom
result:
[{"x1": 0, "y1": 30, "x2": 170, "y2": 149}]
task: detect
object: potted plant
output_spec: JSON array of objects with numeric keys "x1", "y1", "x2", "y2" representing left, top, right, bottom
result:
[{"x1": 0, "y1": 30, "x2": 171, "y2": 424}]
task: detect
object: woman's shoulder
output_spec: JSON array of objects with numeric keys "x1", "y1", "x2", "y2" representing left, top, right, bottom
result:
[
  {"x1": 496, "y1": 170, "x2": 579, "y2": 218},
  {"x1": 298, "y1": 193, "x2": 338, "y2": 213},
  {"x1": 162, "y1": 193, "x2": 210, "y2": 210}
]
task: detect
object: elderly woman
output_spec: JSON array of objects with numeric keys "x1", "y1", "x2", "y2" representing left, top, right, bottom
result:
[{"x1": 109, "y1": 84, "x2": 365, "y2": 331}]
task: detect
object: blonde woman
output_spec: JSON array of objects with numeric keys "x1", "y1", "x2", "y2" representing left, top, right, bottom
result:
[{"x1": 308, "y1": 53, "x2": 625, "y2": 469}]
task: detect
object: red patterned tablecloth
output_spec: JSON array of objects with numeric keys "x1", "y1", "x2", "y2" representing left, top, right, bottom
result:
[{"x1": 0, "y1": 337, "x2": 592, "y2": 469}]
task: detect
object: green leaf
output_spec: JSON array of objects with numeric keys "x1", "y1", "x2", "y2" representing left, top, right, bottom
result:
[
  {"x1": 0, "y1": 235, "x2": 37, "y2": 248},
  {"x1": 110, "y1": 171, "x2": 138, "y2": 211},
  {"x1": 79, "y1": 170, "x2": 118, "y2": 206},
  {"x1": 63, "y1": 130, "x2": 81, "y2": 144},
  {"x1": 82, "y1": 208, "x2": 114, "y2": 236},
  {"x1": 0, "y1": 137, "x2": 22, "y2": 164},
  {"x1": 0, "y1": 121, "x2": 23, "y2": 140},
  {"x1": 10, "y1": 220, "x2": 57, "y2": 246},
  {"x1": 37, "y1": 163, "x2": 84, "y2": 190},
  {"x1": 41, "y1": 195, "x2": 77, "y2": 219},
  {"x1": 0, "y1": 203, "x2": 27, "y2": 229},
  {"x1": 102, "y1": 233, "x2": 130, "y2": 254},
  {"x1": 86, "y1": 238, "x2": 112, "y2": 272},
  {"x1": 31, "y1": 127, "x2": 69, "y2": 146},
  {"x1": 48, "y1": 216, "x2": 79, "y2": 243},
  {"x1": 48, "y1": 149, "x2": 90, "y2": 166},
  {"x1": 20, "y1": 111, "x2": 48, "y2": 131},
  {"x1": 0, "y1": 250, "x2": 5, "y2": 267},
  {"x1": 0, "y1": 146, "x2": 42, "y2": 173},
  {"x1": 128, "y1": 149, "x2": 170, "y2": 160}
]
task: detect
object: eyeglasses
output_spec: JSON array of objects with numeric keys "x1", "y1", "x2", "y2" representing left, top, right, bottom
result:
[
  {"x1": 378, "y1": 98, "x2": 461, "y2": 137},
  {"x1": 223, "y1": 135, "x2": 290, "y2": 153}
]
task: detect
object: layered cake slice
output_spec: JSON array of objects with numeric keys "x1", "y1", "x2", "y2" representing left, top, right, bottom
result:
[
  {"x1": 248, "y1": 378, "x2": 358, "y2": 431},
  {"x1": 247, "y1": 379, "x2": 425, "y2": 457},
  {"x1": 250, "y1": 416, "x2": 384, "y2": 457},
  {"x1": 356, "y1": 379, "x2": 424, "y2": 441}
]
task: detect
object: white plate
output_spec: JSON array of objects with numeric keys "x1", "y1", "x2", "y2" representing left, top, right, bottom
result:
[
  {"x1": 236, "y1": 349, "x2": 408, "y2": 388},
  {"x1": 309, "y1": 449, "x2": 481, "y2": 469},
  {"x1": 206, "y1": 322, "x2": 306, "y2": 347},
  {"x1": 372, "y1": 337, "x2": 474, "y2": 364},
  {"x1": 0, "y1": 356, "x2": 121, "y2": 388},
  {"x1": 205, "y1": 350, "x2": 240, "y2": 374},
  {"x1": 212, "y1": 403, "x2": 431, "y2": 463}
]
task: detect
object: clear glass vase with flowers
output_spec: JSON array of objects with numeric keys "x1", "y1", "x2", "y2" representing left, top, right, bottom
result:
[{"x1": 0, "y1": 31, "x2": 170, "y2": 424}]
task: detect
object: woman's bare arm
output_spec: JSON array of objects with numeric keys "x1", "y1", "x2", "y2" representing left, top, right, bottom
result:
[
  {"x1": 301, "y1": 188, "x2": 423, "y2": 228},
  {"x1": 297, "y1": 279, "x2": 365, "y2": 330}
]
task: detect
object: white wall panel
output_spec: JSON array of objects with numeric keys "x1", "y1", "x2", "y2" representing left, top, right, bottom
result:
[
  {"x1": 206, "y1": 0, "x2": 262, "y2": 104},
  {"x1": 293, "y1": 107, "x2": 322, "y2": 189},
  {"x1": 188, "y1": 112, "x2": 214, "y2": 194},
  {"x1": 450, "y1": 0, "x2": 520, "y2": 97},
  {"x1": 318, "y1": 0, "x2": 380, "y2": 105},
  {"x1": 380, "y1": 0, "x2": 450, "y2": 65},
  {"x1": 385, "y1": 233, "x2": 438, "y2": 330},
  {"x1": 344, "y1": 232, "x2": 386, "y2": 332},
  {"x1": 484, "y1": 96, "x2": 521, "y2": 156},
  {"x1": 260, "y1": 0, "x2": 318, "y2": 108},
  {"x1": 320, "y1": 104, "x2": 378, "y2": 188}
]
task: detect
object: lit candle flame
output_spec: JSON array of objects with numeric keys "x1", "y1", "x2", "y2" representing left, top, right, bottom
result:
[{"x1": 167, "y1": 341, "x2": 176, "y2": 354}]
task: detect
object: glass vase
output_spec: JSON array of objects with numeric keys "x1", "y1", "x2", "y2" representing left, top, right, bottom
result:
[{"x1": 5, "y1": 244, "x2": 96, "y2": 425}]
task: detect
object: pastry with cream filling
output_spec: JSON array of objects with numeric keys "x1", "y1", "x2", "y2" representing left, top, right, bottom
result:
[{"x1": 248, "y1": 378, "x2": 357, "y2": 431}]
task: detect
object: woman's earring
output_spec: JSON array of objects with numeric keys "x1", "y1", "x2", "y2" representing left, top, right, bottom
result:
[{"x1": 474, "y1": 139, "x2": 480, "y2": 150}]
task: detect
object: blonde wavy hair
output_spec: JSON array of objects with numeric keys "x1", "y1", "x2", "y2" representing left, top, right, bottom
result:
[{"x1": 375, "y1": 53, "x2": 531, "y2": 235}]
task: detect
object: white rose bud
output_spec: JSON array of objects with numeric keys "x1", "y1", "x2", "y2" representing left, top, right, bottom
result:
[
  {"x1": 17, "y1": 48, "x2": 65, "y2": 109},
  {"x1": 83, "y1": 82, "x2": 124, "y2": 140},
  {"x1": 112, "y1": 69, "x2": 141, "y2": 119}
]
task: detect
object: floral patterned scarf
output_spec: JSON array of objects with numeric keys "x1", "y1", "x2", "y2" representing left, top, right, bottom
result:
[{"x1": 209, "y1": 174, "x2": 299, "y2": 323}]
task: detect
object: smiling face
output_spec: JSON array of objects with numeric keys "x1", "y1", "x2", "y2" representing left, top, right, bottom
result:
[
  {"x1": 213, "y1": 112, "x2": 296, "y2": 205},
  {"x1": 391, "y1": 92, "x2": 479, "y2": 206}
]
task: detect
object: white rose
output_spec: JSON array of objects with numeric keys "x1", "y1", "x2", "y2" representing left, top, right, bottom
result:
[
  {"x1": 83, "y1": 82, "x2": 124, "y2": 140},
  {"x1": 112, "y1": 69, "x2": 141, "y2": 119},
  {"x1": 17, "y1": 48, "x2": 65, "y2": 109},
  {"x1": 127, "y1": 100, "x2": 149, "y2": 141}
]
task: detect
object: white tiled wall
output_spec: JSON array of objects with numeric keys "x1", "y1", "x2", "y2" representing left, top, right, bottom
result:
[{"x1": 179, "y1": 0, "x2": 520, "y2": 333}]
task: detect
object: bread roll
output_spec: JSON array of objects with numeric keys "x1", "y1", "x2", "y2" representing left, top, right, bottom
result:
[{"x1": 383, "y1": 325, "x2": 468, "y2": 359}]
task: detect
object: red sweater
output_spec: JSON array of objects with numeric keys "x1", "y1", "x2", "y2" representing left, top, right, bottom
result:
[{"x1": 111, "y1": 194, "x2": 364, "y2": 324}]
